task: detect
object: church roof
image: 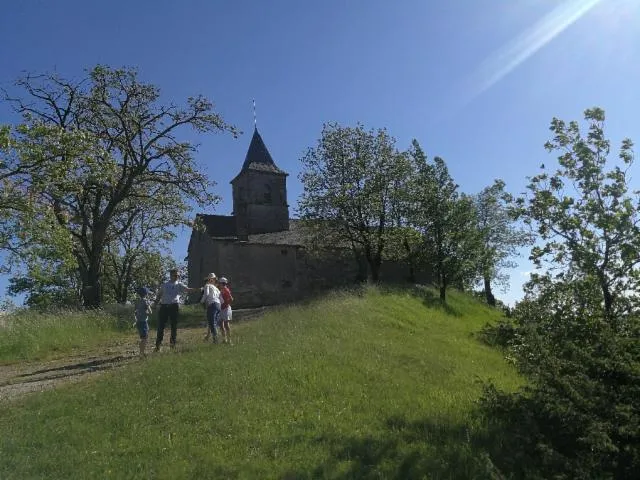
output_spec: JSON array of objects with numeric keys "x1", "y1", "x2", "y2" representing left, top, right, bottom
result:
[
  {"x1": 196, "y1": 214, "x2": 307, "y2": 245},
  {"x1": 238, "y1": 128, "x2": 286, "y2": 176},
  {"x1": 196, "y1": 214, "x2": 237, "y2": 238},
  {"x1": 246, "y1": 220, "x2": 307, "y2": 245}
]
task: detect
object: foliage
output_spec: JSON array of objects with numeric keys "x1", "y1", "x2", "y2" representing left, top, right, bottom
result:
[
  {"x1": 0, "y1": 288, "x2": 520, "y2": 478},
  {"x1": 481, "y1": 284, "x2": 640, "y2": 479},
  {"x1": 482, "y1": 108, "x2": 640, "y2": 479},
  {"x1": 474, "y1": 179, "x2": 532, "y2": 306},
  {"x1": 408, "y1": 140, "x2": 482, "y2": 301},
  {"x1": 3, "y1": 65, "x2": 236, "y2": 307},
  {"x1": 477, "y1": 317, "x2": 518, "y2": 349},
  {"x1": 298, "y1": 123, "x2": 413, "y2": 281},
  {"x1": 516, "y1": 107, "x2": 640, "y2": 322},
  {"x1": 102, "y1": 193, "x2": 181, "y2": 303}
]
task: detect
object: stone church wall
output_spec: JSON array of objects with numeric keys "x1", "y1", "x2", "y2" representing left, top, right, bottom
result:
[
  {"x1": 188, "y1": 234, "x2": 434, "y2": 309},
  {"x1": 189, "y1": 238, "x2": 300, "y2": 308}
]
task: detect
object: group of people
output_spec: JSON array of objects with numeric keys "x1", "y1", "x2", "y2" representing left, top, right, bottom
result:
[{"x1": 132, "y1": 269, "x2": 234, "y2": 357}]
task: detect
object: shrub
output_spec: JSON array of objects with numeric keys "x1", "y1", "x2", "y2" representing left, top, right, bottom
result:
[{"x1": 480, "y1": 289, "x2": 640, "y2": 479}]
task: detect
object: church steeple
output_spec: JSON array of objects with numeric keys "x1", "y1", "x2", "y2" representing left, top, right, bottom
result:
[
  {"x1": 239, "y1": 128, "x2": 286, "y2": 175},
  {"x1": 231, "y1": 126, "x2": 289, "y2": 237}
]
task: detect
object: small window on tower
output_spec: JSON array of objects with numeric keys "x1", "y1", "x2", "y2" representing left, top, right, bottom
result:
[{"x1": 264, "y1": 184, "x2": 272, "y2": 203}]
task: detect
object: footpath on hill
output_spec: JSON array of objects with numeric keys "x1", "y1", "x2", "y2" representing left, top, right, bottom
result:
[{"x1": 0, "y1": 307, "x2": 268, "y2": 402}]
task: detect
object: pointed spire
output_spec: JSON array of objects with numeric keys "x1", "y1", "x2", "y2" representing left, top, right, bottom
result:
[{"x1": 240, "y1": 128, "x2": 285, "y2": 175}]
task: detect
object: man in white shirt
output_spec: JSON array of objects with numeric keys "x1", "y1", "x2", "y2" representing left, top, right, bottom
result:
[{"x1": 154, "y1": 269, "x2": 201, "y2": 351}]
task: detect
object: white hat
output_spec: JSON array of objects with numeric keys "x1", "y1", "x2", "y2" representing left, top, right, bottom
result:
[
  {"x1": 219, "y1": 277, "x2": 228, "y2": 284},
  {"x1": 206, "y1": 273, "x2": 217, "y2": 280}
]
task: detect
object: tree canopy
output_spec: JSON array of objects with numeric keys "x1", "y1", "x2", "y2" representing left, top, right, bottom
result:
[{"x1": 2, "y1": 65, "x2": 237, "y2": 306}]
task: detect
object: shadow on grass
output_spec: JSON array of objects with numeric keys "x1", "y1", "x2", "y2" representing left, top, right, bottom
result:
[
  {"x1": 17, "y1": 355, "x2": 130, "y2": 378},
  {"x1": 401, "y1": 284, "x2": 463, "y2": 317},
  {"x1": 286, "y1": 415, "x2": 503, "y2": 479}
]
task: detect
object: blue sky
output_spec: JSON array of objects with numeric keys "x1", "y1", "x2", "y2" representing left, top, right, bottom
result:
[{"x1": 1, "y1": 0, "x2": 639, "y2": 306}]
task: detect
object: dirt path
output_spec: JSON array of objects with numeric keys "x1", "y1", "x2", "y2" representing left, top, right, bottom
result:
[
  {"x1": 0, "y1": 307, "x2": 271, "y2": 403},
  {"x1": 0, "y1": 327, "x2": 204, "y2": 402}
]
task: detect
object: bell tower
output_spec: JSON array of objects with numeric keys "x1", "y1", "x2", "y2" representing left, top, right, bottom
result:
[{"x1": 231, "y1": 128, "x2": 289, "y2": 239}]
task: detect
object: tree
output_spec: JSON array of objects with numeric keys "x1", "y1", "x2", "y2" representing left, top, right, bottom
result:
[
  {"x1": 7, "y1": 243, "x2": 82, "y2": 309},
  {"x1": 103, "y1": 194, "x2": 181, "y2": 303},
  {"x1": 0, "y1": 125, "x2": 35, "y2": 260},
  {"x1": 298, "y1": 123, "x2": 412, "y2": 281},
  {"x1": 408, "y1": 140, "x2": 481, "y2": 301},
  {"x1": 474, "y1": 179, "x2": 531, "y2": 306},
  {"x1": 517, "y1": 107, "x2": 640, "y2": 323},
  {"x1": 104, "y1": 248, "x2": 175, "y2": 304},
  {"x1": 479, "y1": 108, "x2": 640, "y2": 479},
  {"x1": 4, "y1": 66, "x2": 236, "y2": 307}
]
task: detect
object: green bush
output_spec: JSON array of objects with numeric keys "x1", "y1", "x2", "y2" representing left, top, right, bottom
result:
[
  {"x1": 477, "y1": 318, "x2": 517, "y2": 349},
  {"x1": 480, "y1": 285, "x2": 640, "y2": 479}
]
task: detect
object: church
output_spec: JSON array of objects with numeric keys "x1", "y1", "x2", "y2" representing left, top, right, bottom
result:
[{"x1": 187, "y1": 128, "x2": 426, "y2": 308}]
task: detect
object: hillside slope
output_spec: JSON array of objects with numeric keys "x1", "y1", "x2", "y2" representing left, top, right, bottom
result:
[{"x1": 0, "y1": 287, "x2": 520, "y2": 479}]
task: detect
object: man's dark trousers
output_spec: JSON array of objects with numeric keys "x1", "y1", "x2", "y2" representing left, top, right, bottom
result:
[{"x1": 156, "y1": 303, "x2": 179, "y2": 348}]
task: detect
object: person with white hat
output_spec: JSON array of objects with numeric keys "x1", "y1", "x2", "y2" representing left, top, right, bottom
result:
[
  {"x1": 200, "y1": 272, "x2": 222, "y2": 344},
  {"x1": 218, "y1": 277, "x2": 234, "y2": 344}
]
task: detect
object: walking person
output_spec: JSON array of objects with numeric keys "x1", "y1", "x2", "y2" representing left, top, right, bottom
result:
[
  {"x1": 218, "y1": 277, "x2": 234, "y2": 344},
  {"x1": 153, "y1": 269, "x2": 201, "y2": 352},
  {"x1": 199, "y1": 276, "x2": 213, "y2": 341},
  {"x1": 134, "y1": 286, "x2": 152, "y2": 358},
  {"x1": 201, "y1": 273, "x2": 221, "y2": 344}
]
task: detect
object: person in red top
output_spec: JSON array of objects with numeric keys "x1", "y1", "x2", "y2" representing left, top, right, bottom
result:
[{"x1": 218, "y1": 277, "x2": 234, "y2": 344}]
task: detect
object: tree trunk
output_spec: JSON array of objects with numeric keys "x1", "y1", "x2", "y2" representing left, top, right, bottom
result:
[
  {"x1": 80, "y1": 229, "x2": 107, "y2": 308},
  {"x1": 369, "y1": 258, "x2": 381, "y2": 282},
  {"x1": 403, "y1": 236, "x2": 415, "y2": 283},
  {"x1": 484, "y1": 275, "x2": 496, "y2": 306},
  {"x1": 363, "y1": 243, "x2": 381, "y2": 283},
  {"x1": 596, "y1": 269, "x2": 614, "y2": 322},
  {"x1": 352, "y1": 246, "x2": 368, "y2": 282},
  {"x1": 81, "y1": 260, "x2": 103, "y2": 308},
  {"x1": 439, "y1": 272, "x2": 447, "y2": 302}
]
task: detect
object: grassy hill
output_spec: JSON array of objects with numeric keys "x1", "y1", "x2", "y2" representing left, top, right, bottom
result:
[{"x1": 0, "y1": 287, "x2": 520, "y2": 479}]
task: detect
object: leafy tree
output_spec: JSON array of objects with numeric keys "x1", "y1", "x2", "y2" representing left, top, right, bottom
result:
[
  {"x1": 3, "y1": 66, "x2": 236, "y2": 307},
  {"x1": 517, "y1": 107, "x2": 640, "y2": 322},
  {"x1": 408, "y1": 140, "x2": 481, "y2": 301},
  {"x1": 298, "y1": 123, "x2": 412, "y2": 281},
  {"x1": 474, "y1": 179, "x2": 531, "y2": 306},
  {"x1": 480, "y1": 108, "x2": 640, "y2": 479},
  {"x1": 7, "y1": 248, "x2": 82, "y2": 309},
  {"x1": 0, "y1": 125, "x2": 34, "y2": 260}
]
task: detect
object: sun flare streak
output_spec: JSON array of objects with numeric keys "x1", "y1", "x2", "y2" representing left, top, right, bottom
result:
[{"x1": 467, "y1": 0, "x2": 603, "y2": 100}]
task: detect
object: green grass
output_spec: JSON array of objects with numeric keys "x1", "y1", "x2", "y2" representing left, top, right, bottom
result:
[
  {"x1": 0, "y1": 308, "x2": 130, "y2": 364},
  {"x1": 0, "y1": 287, "x2": 521, "y2": 479}
]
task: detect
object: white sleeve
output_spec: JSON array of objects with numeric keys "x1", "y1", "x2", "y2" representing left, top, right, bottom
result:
[{"x1": 200, "y1": 285, "x2": 209, "y2": 303}]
